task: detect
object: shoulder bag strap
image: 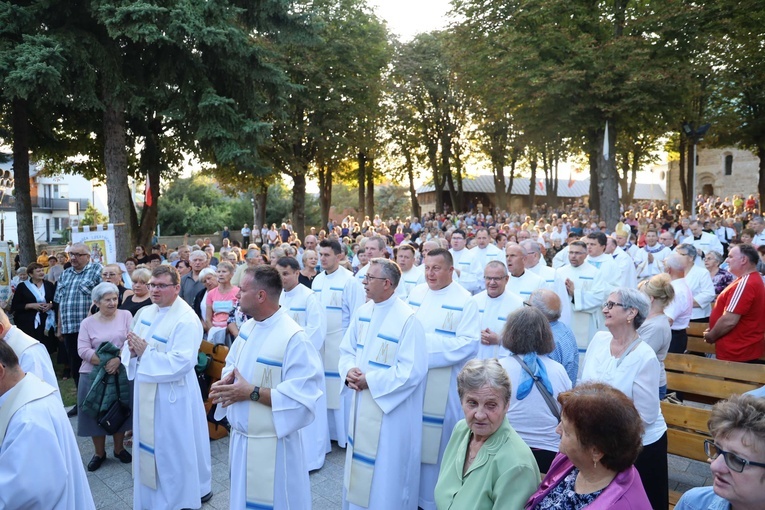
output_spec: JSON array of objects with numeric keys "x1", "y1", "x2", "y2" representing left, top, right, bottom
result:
[{"x1": 513, "y1": 355, "x2": 561, "y2": 421}]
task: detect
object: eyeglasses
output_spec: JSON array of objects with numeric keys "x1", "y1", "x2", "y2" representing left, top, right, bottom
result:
[
  {"x1": 704, "y1": 440, "x2": 765, "y2": 473},
  {"x1": 70, "y1": 252, "x2": 90, "y2": 257},
  {"x1": 148, "y1": 283, "x2": 176, "y2": 290},
  {"x1": 602, "y1": 301, "x2": 628, "y2": 310},
  {"x1": 484, "y1": 276, "x2": 507, "y2": 283},
  {"x1": 363, "y1": 275, "x2": 388, "y2": 283}
]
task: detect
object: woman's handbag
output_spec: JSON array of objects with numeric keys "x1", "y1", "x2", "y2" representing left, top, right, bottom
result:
[{"x1": 98, "y1": 373, "x2": 131, "y2": 435}]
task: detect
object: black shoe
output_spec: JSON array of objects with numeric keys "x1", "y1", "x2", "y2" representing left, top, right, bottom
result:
[
  {"x1": 201, "y1": 491, "x2": 213, "y2": 503},
  {"x1": 67, "y1": 406, "x2": 78, "y2": 417},
  {"x1": 87, "y1": 454, "x2": 105, "y2": 472},
  {"x1": 114, "y1": 449, "x2": 132, "y2": 464}
]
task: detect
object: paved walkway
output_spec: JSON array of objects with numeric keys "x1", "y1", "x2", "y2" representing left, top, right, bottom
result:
[{"x1": 70, "y1": 410, "x2": 711, "y2": 509}]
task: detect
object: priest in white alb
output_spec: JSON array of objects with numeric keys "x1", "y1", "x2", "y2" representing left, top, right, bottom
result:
[
  {"x1": 0, "y1": 308, "x2": 60, "y2": 399},
  {"x1": 556, "y1": 241, "x2": 608, "y2": 362},
  {"x1": 520, "y1": 239, "x2": 572, "y2": 327},
  {"x1": 0, "y1": 341, "x2": 95, "y2": 509},
  {"x1": 471, "y1": 261, "x2": 524, "y2": 359},
  {"x1": 339, "y1": 258, "x2": 427, "y2": 510},
  {"x1": 633, "y1": 229, "x2": 672, "y2": 282},
  {"x1": 504, "y1": 243, "x2": 545, "y2": 302},
  {"x1": 395, "y1": 244, "x2": 425, "y2": 301},
  {"x1": 606, "y1": 236, "x2": 638, "y2": 289},
  {"x1": 123, "y1": 266, "x2": 212, "y2": 510},
  {"x1": 448, "y1": 229, "x2": 478, "y2": 293},
  {"x1": 276, "y1": 256, "x2": 330, "y2": 471},
  {"x1": 407, "y1": 248, "x2": 480, "y2": 510},
  {"x1": 313, "y1": 239, "x2": 365, "y2": 447},
  {"x1": 584, "y1": 232, "x2": 621, "y2": 293},
  {"x1": 210, "y1": 266, "x2": 323, "y2": 510},
  {"x1": 467, "y1": 228, "x2": 506, "y2": 294}
]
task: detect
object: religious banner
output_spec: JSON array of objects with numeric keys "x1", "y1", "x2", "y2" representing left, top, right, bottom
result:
[
  {"x1": 71, "y1": 224, "x2": 117, "y2": 265},
  {"x1": 0, "y1": 241, "x2": 11, "y2": 304}
]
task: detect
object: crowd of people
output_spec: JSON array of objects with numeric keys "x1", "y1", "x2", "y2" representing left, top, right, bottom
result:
[{"x1": 1, "y1": 194, "x2": 764, "y2": 510}]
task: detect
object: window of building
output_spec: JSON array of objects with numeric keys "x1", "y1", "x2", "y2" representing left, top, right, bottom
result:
[{"x1": 724, "y1": 154, "x2": 733, "y2": 175}]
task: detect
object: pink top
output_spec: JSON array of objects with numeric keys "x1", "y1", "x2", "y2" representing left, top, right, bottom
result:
[
  {"x1": 206, "y1": 286, "x2": 239, "y2": 328},
  {"x1": 77, "y1": 309, "x2": 133, "y2": 374}
]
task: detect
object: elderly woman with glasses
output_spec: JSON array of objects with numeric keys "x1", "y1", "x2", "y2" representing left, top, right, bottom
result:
[
  {"x1": 434, "y1": 359, "x2": 540, "y2": 510},
  {"x1": 704, "y1": 250, "x2": 735, "y2": 295},
  {"x1": 676, "y1": 394, "x2": 765, "y2": 510},
  {"x1": 580, "y1": 287, "x2": 668, "y2": 510}
]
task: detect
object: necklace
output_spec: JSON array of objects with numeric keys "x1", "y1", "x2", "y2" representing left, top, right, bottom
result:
[{"x1": 575, "y1": 470, "x2": 615, "y2": 494}]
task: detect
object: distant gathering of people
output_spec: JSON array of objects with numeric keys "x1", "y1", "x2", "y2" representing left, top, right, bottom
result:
[{"x1": 1, "y1": 193, "x2": 765, "y2": 509}]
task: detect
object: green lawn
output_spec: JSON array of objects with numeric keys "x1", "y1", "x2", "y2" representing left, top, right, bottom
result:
[{"x1": 54, "y1": 362, "x2": 78, "y2": 407}]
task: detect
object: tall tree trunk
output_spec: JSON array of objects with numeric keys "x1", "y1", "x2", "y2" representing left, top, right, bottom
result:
[
  {"x1": 357, "y1": 152, "x2": 366, "y2": 218},
  {"x1": 405, "y1": 151, "x2": 420, "y2": 218},
  {"x1": 619, "y1": 151, "x2": 630, "y2": 201},
  {"x1": 318, "y1": 164, "x2": 332, "y2": 231},
  {"x1": 628, "y1": 150, "x2": 639, "y2": 204},
  {"x1": 441, "y1": 133, "x2": 458, "y2": 213},
  {"x1": 454, "y1": 151, "x2": 465, "y2": 212},
  {"x1": 102, "y1": 89, "x2": 133, "y2": 260},
  {"x1": 136, "y1": 118, "x2": 162, "y2": 249},
  {"x1": 365, "y1": 161, "x2": 374, "y2": 218},
  {"x1": 291, "y1": 170, "x2": 307, "y2": 238},
  {"x1": 528, "y1": 155, "x2": 538, "y2": 210},
  {"x1": 550, "y1": 151, "x2": 560, "y2": 208},
  {"x1": 597, "y1": 122, "x2": 620, "y2": 229},
  {"x1": 678, "y1": 135, "x2": 687, "y2": 210},
  {"x1": 685, "y1": 139, "x2": 695, "y2": 212},
  {"x1": 12, "y1": 98, "x2": 36, "y2": 265},
  {"x1": 505, "y1": 149, "x2": 518, "y2": 211},
  {"x1": 254, "y1": 182, "x2": 267, "y2": 230}
]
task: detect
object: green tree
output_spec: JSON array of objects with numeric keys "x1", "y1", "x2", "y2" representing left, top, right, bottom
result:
[{"x1": 81, "y1": 204, "x2": 109, "y2": 226}]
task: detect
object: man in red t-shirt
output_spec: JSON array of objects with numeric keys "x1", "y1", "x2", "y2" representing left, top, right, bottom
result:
[{"x1": 704, "y1": 244, "x2": 765, "y2": 362}]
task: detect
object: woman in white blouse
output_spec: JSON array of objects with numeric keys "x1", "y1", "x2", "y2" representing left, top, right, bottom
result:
[{"x1": 580, "y1": 287, "x2": 667, "y2": 510}]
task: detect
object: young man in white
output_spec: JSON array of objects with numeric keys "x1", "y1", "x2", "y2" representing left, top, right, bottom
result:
[
  {"x1": 312, "y1": 239, "x2": 365, "y2": 447},
  {"x1": 504, "y1": 243, "x2": 545, "y2": 302},
  {"x1": 395, "y1": 244, "x2": 425, "y2": 301},
  {"x1": 663, "y1": 253, "x2": 694, "y2": 353},
  {"x1": 448, "y1": 229, "x2": 477, "y2": 293},
  {"x1": 124, "y1": 265, "x2": 212, "y2": 509},
  {"x1": 276, "y1": 257, "x2": 330, "y2": 472},
  {"x1": 339, "y1": 258, "x2": 427, "y2": 510},
  {"x1": 556, "y1": 241, "x2": 608, "y2": 361},
  {"x1": 634, "y1": 229, "x2": 672, "y2": 282},
  {"x1": 675, "y1": 244, "x2": 716, "y2": 322},
  {"x1": 471, "y1": 261, "x2": 524, "y2": 359},
  {"x1": 606, "y1": 236, "x2": 637, "y2": 289},
  {"x1": 689, "y1": 220, "x2": 724, "y2": 267},
  {"x1": 0, "y1": 343, "x2": 94, "y2": 509},
  {"x1": 406, "y1": 248, "x2": 479, "y2": 510},
  {"x1": 355, "y1": 236, "x2": 386, "y2": 285},
  {"x1": 584, "y1": 232, "x2": 621, "y2": 292},
  {"x1": 210, "y1": 266, "x2": 323, "y2": 510}
]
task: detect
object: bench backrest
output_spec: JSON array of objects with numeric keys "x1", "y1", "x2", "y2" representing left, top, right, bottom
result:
[{"x1": 665, "y1": 353, "x2": 765, "y2": 403}]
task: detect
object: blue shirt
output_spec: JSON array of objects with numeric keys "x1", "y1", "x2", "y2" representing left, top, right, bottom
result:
[
  {"x1": 675, "y1": 487, "x2": 729, "y2": 510},
  {"x1": 549, "y1": 320, "x2": 579, "y2": 386},
  {"x1": 746, "y1": 385, "x2": 765, "y2": 398}
]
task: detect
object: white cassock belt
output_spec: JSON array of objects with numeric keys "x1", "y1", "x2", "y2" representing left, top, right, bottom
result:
[
  {"x1": 0, "y1": 374, "x2": 55, "y2": 443},
  {"x1": 321, "y1": 285, "x2": 345, "y2": 409},
  {"x1": 421, "y1": 303, "x2": 463, "y2": 464},
  {"x1": 230, "y1": 318, "x2": 295, "y2": 510},
  {"x1": 344, "y1": 304, "x2": 409, "y2": 507}
]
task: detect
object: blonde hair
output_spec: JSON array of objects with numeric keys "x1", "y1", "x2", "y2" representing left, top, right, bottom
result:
[{"x1": 639, "y1": 273, "x2": 675, "y2": 308}]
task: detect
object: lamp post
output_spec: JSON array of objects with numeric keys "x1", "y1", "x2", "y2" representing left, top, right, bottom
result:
[{"x1": 682, "y1": 122, "x2": 711, "y2": 217}]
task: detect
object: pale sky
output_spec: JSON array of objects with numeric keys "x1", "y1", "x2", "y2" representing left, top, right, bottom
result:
[{"x1": 372, "y1": 0, "x2": 452, "y2": 41}]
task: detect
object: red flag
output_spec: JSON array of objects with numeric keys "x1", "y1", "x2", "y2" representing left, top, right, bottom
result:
[
  {"x1": 568, "y1": 176, "x2": 575, "y2": 188},
  {"x1": 144, "y1": 174, "x2": 153, "y2": 207},
  {"x1": 537, "y1": 179, "x2": 545, "y2": 191}
]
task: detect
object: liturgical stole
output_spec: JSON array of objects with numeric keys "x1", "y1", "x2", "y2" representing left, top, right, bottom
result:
[
  {"x1": 344, "y1": 299, "x2": 412, "y2": 508},
  {"x1": 132, "y1": 298, "x2": 196, "y2": 490},
  {"x1": 315, "y1": 281, "x2": 346, "y2": 410},
  {"x1": 228, "y1": 317, "x2": 300, "y2": 510}
]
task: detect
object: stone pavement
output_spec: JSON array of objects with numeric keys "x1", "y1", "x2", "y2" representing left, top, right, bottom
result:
[{"x1": 70, "y1": 410, "x2": 711, "y2": 509}]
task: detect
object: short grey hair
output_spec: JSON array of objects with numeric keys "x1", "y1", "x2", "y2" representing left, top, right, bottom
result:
[
  {"x1": 189, "y1": 250, "x2": 209, "y2": 262},
  {"x1": 369, "y1": 258, "x2": 402, "y2": 288},
  {"x1": 665, "y1": 254, "x2": 686, "y2": 271},
  {"x1": 613, "y1": 287, "x2": 650, "y2": 329},
  {"x1": 529, "y1": 288, "x2": 561, "y2": 322},
  {"x1": 92, "y1": 282, "x2": 119, "y2": 304},
  {"x1": 705, "y1": 250, "x2": 723, "y2": 265},
  {"x1": 457, "y1": 358, "x2": 511, "y2": 405},
  {"x1": 245, "y1": 249, "x2": 261, "y2": 260},
  {"x1": 677, "y1": 243, "x2": 697, "y2": 260},
  {"x1": 484, "y1": 260, "x2": 508, "y2": 275},
  {"x1": 199, "y1": 267, "x2": 216, "y2": 280},
  {"x1": 520, "y1": 240, "x2": 542, "y2": 256},
  {"x1": 367, "y1": 236, "x2": 386, "y2": 252}
]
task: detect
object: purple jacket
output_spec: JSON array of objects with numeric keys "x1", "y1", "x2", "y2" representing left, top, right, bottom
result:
[{"x1": 525, "y1": 453, "x2": 652, "y2": 510}]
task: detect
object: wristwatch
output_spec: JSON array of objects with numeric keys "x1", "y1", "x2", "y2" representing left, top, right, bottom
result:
[{"x1": 249, "y1": 386, "x2": 260, "y2": 402}]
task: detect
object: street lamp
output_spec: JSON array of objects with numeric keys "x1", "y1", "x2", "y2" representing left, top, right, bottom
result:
[{"x1": 682, "y1": 122, "x2": 711, "y2": 217}]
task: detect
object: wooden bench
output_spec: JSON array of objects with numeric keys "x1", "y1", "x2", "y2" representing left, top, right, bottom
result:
[
  {"x1": 663, "y1": 353, "x2": 765, "y2": 507},
  {"x1": 200, "y1": 340, "x2": 229, "y2": 440},
  {"x1": 684, "y1": 322, "x2": 765, "y2": 361}
]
